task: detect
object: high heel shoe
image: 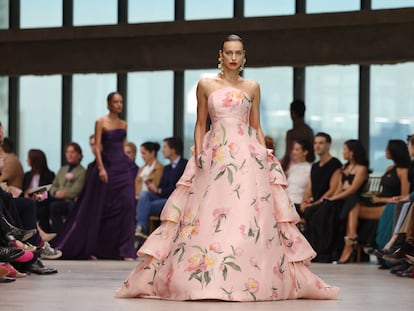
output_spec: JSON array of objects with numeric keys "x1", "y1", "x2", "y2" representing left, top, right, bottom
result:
[
  {"x1": 334, "y1": 237, "x2": 357, "y2": 264},
  {"x1": 0, "y1": 217, "x2": 37, "y2": 242},
  {"x1": 344, "y1": 236, "x2": 358, "y2": 246}
]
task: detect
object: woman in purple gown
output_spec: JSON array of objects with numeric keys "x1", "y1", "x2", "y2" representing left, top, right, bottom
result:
[{"x1": 53, "y1": 92, "x2": 136, "y2": 260}]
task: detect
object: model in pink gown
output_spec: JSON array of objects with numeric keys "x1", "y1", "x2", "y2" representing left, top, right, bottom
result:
[{"x1": 115, "y1": 87, "x2": 339, "y2": 301}]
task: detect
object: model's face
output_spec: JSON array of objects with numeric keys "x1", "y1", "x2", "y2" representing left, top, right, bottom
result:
[
  {"x1": 108, "y1": 94, "x2": 123, "y2": 114},
  {"x1": 124, "y1": 145, "x2": 136, "y2": 161},
  {"x1": 140, "y1": 146, "x2": 155, "y2": 164},
  {"x1": 292, "y1": 142, "x2": 307, "y2": 162},
  {"x1": 65, "y1": 146, "x2": 82, "y2": 165},
  {"x1": 314, "y1": 136, "x2": 329, "y2": 156},
  {"x1": 220, "y1": 41, "x2": 245, "y2": 72}
]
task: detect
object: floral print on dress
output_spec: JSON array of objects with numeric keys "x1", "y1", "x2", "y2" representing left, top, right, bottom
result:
[{"x1": 115, "y1": 87, "x2": 339, "y2": 301}]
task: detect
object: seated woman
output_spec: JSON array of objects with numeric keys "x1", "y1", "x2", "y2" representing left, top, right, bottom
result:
[
  {"x1": 307, "y1": 139, "x2": 369, "y2": 263},
  {"x1": 380, "y1": 135, "x2": 414, "y2": 254},
  {"x1": 134, "y1": 142, "x2": 164, "y2": 235},
  {"x1": 339, "y1": 139, "x2": 410, "y2": 263},
  {"x1": 285, "y1": 139, "x2": 315, "y2": 209}
]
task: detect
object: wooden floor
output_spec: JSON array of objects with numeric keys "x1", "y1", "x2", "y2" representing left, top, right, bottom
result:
[{"x1": 0, "y1": 260, "x2": 412, "y2": 311}]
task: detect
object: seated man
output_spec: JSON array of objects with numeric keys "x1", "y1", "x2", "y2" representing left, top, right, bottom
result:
[
  {"x1": 45, "y1": 143, "x2": 86, "y2": 234},
  {"x1": 300, "y1": 132, "x2": 342, "y2": 261},
  {"x1": 135, "y1": 137, "x2": 187, "y2": 238}
]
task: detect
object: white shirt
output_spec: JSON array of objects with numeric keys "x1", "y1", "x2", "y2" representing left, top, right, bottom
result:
[
  {"x1": 286, "y1": 162, "x2": 312, "y2": 204},
  {"x1": 139, "y1": 161, "x2": 156, "y2": 191}
]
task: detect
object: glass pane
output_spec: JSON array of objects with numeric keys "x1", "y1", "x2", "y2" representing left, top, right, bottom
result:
[
  {"x1": 244, "y1": 67, "x2": 293, "y2": 159},
  {"x1": 74, "y1": 0, "x2": 117, "y2": 26},
  {"x1": 306, "y1": 65, "x2": 359, "y2": 161},
  {"x1": 127, "y1": 71, "x2": 174, "y2": 166},
  {"x1": 0, "y1": 77, "x2": 8, "y2": 134},
  {"x1": 186, "y1": 0, "x2": 232, "y2": 20},
  {"x1": 72, "y1": 74, "x2": 117, "y2": 166},
  {"x1": 21, "y1": 0, "x2": 62, "y2": 28},
  {"x1": 307, "y1": 0, "x2": 359, "y2": 13},
  {"x1": 129, "y1": 0, "x2": 174, "y2": 23},
  {"x1": 370, "y1": 63, "x2": 414, "y2": 173},
  {"x1": 184, "y1": 69, "x2": 217, "y2": 159},
  {"x1": 372, "y1": 0, "x2": 414, "y2": 9},
  {"x1": 245, "y1": 0, "x2": 295, "y2": 17},
  {"x1": 20, "y1": 75, "x2": 62, "y2": 172},
  {"x1": 0, "y1": 0, "x2": 8, "y2": 29}
]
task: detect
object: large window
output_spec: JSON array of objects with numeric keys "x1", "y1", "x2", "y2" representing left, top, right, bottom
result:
[
  {"x1": 129, "y1": 0, "x2": 174, "y2": 23},
  {"x1": 244, "y1": 67, "x2": 293, "y2": 159},
  {"x1": 306, "y1": 65, "x2": 359, "y2": 162},
  {"x1": 370, "y1": 63, "x2": 414, "y2": 173},
  {"x1": 185, "y1": 0, "x2": 232, "y2": 20},
  {"x1": 19, "y1": 75, "x2": 62, "y2": 172},
  {"x1": 20, "y1": 0, "x2": 62, "y2": 28},
  {"x1": 127, "y1": 71, "x2": 174, "y2": 167},
  {"x1": 307, "y1": 0, "x2": 360, "y2": 13},
  {"x1": 245, "y1": 0, "x2": 294, "y2": 17},
  {"x1": 72, "y1": 74, "x2": 117, "y2": 166},
  {"x1": 0, "y1": 0, "x2": 8, "y2": 29},
  {"x1": 372, "y1": 0, "x2": 414, "y2": 9},
  {"x1": 0, "y1": 77, "x2": 8, "y2": 133},
  {"x1": 74, "y1": 0, "x2": 117, "y2": 26}
]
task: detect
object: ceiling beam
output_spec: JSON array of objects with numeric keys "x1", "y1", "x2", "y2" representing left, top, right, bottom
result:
[{"x1": 1, "y1": 8, "x2": 414, "y2": 75}]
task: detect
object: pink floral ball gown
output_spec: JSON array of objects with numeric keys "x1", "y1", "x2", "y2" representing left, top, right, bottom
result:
[{"x1": 115, "y1": 87, "x2": 339, "y2": 301}]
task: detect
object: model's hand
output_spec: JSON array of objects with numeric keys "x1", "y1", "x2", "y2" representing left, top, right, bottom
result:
[{"x1": 99, "y1": 168, "x2": 109, "y2": 183}]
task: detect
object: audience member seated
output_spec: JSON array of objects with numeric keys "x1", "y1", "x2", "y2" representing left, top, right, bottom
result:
[
  {"x1": 343, "y1": 139, "x2": 410, "y2": 264},
  {"x1": 310, "y1": 140, "x2": 369, "y2": 263},
  {"x1": 0, "y1": 138, "x2": 24, "y2": 189},
  {"x1": 135, "y1": 137, "x2": 187, "y2": 238},
  {"x1": 44, "y1": 143, "x2": 86, "y2": 234},
  {"x1": 285, "y1": 139, "x2": 315, "y2": 208},
  {"x1": 134, "y1": 141, "x2": 164, "y2": 202},
  {"x1": 300, "y1": 132, "x2": 342, "y2": 261},
  {"x1": 85, "y1": 134, "x2": 98, "y2": 180},
  {"x1": 22, "y1": 149, "x2": 55, "y2": 199},
  {"x1": 124, "y1": 141, "x2": 139, "y2": 179}
]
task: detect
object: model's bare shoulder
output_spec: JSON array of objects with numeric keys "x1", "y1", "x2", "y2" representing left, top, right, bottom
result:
[
  {"x1": 197, "y1": 77, "x2": 219, "y2": 97},
  {"x1": 242, "y1": 79, "x2": 260, "y2": 100}
]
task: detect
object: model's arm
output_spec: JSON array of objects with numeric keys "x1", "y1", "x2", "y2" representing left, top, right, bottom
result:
[
  {"x1": 194, "y1": 80, "x2": 209, "y2": 167},
  {"x1": 95, "y1": 118, "x2": 108, "y2": 183},
  {"x1": 249, "y1": 81, "x2": 265, "y2": 146}
]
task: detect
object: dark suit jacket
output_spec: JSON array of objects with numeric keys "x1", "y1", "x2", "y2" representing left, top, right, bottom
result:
[
  {"x1": 22, "y1": 170, "x2": 56, "y2": 194},
  {"x1": 158, "y1": 157, "x2": 188, "y2": 198}
]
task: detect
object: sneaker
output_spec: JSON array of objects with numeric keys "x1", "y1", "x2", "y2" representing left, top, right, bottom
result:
[
  {"x1": 135, "y1": 225, "x2": 148, "y2": 239},
  {"x1": 40, "y1": 242, "x2": 62, "y2": 260}
]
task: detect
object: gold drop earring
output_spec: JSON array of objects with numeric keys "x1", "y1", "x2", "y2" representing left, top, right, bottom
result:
[
  {"x1": 239, "y1": 58, "x2": 246, "y2": 73},
  {"x1": 218, "y1": 51, "x2": 224, "y2": 75}
]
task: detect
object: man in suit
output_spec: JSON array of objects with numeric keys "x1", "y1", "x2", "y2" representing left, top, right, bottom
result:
[{"x1": 135, "y1": 137, "x2": 188, "y2": 238}]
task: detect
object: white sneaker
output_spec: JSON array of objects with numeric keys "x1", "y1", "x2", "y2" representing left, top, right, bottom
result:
[{"x1": 40, "y1": 242, "x2": 62, "y2": 260}]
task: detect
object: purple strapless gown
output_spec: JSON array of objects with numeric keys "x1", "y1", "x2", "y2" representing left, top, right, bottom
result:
[{"x1": 53, "y1": 129, "x2": 136, "y2": 259}]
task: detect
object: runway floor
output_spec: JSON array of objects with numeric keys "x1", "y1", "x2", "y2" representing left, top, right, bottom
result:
[{"x1": 0, "y1": 260, "x2": 412, "y2": 311}]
